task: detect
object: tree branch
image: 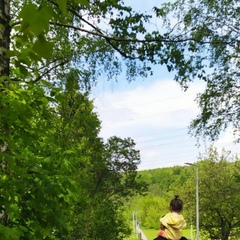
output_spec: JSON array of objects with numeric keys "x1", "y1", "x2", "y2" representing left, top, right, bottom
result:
[
  {"x1": 50, "y1": 21, "x2": 233, "y2": 45},
  {"x1": 67, "y1": 6, "x2": 137, "y2": 60},
  {"x1": 33, "y1": 60, "x2": 68, "y2": 82}
]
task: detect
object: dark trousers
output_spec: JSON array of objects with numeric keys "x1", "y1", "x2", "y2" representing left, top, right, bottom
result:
[{"x1": 153, "y1": 236, "x2": 188, "y2": 240}]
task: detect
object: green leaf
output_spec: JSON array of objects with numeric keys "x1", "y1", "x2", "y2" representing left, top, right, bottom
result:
[
  {"x1": 75, "y1": 0, "x2": 90, "y2": 6},
  {"x1": 27, "y1": 165, "x2": 41, "y2": 173},
  {"x1": 19, "y1": 64, "x2": 28, "y2": 76},
  {"x1": 19, "y1": 3, "x2": 38, "y2": 22},
  {"x1": 18, "y1": 3, "x2": 38, "y2": 31},
  {"x1": 29, "y1": 6, "x2": 52, "y2": 35},
  {"x1": 18, "y1": 3, "x2": 52, "y2": 35},
  {"x1": 56, "y1": 0, "x2": 67, "y2": 15},
  {"x1": 0, "y1": 224, "x2": 22, "y2": 239},
  {"x1": 32, "y1": 35, "x2": 54, "y2": 60},
  {"x1": 5, "y1": 49, "x2": 19, "y2": 58}
]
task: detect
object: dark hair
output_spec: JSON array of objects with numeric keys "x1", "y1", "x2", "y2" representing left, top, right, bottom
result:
[{"x1": 170, "y1": 195, "x2": 183, "y2": 212}]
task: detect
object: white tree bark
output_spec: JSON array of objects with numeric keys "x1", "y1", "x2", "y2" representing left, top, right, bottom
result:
[
  {"x1": 0, "y1": 0, "x2": 10, "y2": 227},
  {"x1": 0, "y1": 0, "x2": 10, "y2": 78}
]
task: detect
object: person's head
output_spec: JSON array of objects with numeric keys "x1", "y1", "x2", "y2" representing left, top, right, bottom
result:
[{"x1": 170, "y1": 195, "x2": 183, "y2": 212}]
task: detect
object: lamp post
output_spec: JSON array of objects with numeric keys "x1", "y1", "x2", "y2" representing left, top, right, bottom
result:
[
  {"x1": 132, "y1": 211, "x2": 135, "y2": 234},
  {"x1": 185, "y1": 162, "x2": 199, "y2": 240}
]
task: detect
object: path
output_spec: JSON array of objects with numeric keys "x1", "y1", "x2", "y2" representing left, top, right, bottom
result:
[{"x1": 136, "y1": 225, "x2": 148, "y2": 240}]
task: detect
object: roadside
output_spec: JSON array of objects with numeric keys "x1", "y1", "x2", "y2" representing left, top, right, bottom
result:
[{"x1": 136, "y1": 225, "x2": 148, "y2": 240}]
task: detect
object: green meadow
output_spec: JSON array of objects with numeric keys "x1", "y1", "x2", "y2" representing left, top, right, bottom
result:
[
  {"x1": 143, "y1": 228, "x2": 191, "y2": 239},
  {"x1": 125, "y1": 228, "x2": 192, "y2": 240}
]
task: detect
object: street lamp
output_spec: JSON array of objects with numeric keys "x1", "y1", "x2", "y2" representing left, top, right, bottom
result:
[
  {"x1": 132, "y1": 211, "x2": 135, "y2": 234},
  {"x1": 185, "y1": 162, "x2": 199, "y2": 240}
]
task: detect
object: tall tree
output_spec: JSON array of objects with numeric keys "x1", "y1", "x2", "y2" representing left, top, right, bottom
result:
[
  {"x1": 0, "y1": 81, "x2": 73, "y2": 239},
  {"x1": 3, "y1": 0, "x2": 239, "y2": 143},
  {"x1": 46, "y1": 70, "x2": 145, "y2": 239},
  {"x1": 1, "y1": 0, "x2": 239, "y2": 143},
  {"x1": 183, "y1": 148, "x2": 240, "y2": 240},
  {"x1": 154, "y1": 0, "x2": 240, "y2": 142}
]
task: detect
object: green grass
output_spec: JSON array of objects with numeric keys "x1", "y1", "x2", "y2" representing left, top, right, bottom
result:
[
  {"x1": 141, "y1": 228, "x2": 192, "y2": 240},
  {"x1": 125, "y1": 228, "x2": 192, "y2": 240},
  {"x1": 142, "y1": 228, "x2": 158, "y2": 239},
  {"x1": 124, "y1": 232, "x2": 142, "y2": 240}
]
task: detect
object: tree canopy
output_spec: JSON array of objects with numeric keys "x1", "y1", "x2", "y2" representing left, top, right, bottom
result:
[
  {"x1": 182, "y1": 149, "x2": 240, "y2": 240},
  {"x1": 154, "y1": 0, "x2": 240, "y2": 142},
  {"x1": 0, "y1": 65, "x2": 145, "y2": 238},
  {"x1": 2, "y1": 0, "x2": 239, "y2": 140},
  {"x1": 127, "y1": 149, "x2": 240, "y2": 240}
]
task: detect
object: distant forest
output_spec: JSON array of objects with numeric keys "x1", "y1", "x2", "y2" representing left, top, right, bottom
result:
[{"x1": 126, "y1": 148, "x2": 240, "y2": 240}]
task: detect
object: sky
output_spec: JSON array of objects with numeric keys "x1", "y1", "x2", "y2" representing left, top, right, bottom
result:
[
  {"x1": 90, "y1": 0, "x2": 239, "y2": 171},
  {"x1": 91, "y1": 71, "x2": 239, "y2": 170}
]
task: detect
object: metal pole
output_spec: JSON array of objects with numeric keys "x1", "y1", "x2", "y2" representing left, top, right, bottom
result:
[
  {"x1": 132, "y1": 211, "x2": 135, "y2": 234},
  {"x1": 185, "y1": 163, "x2": 199, "y2": 240},
  {"x1": 135, "y1": 211, "x2": 139, "y2": 237},
  {"x1": 136, "y1": 212, "x2": 138, "y2": 232},
  {"x1": 133, "y1": 210, "x2": 139, "y2": 236},
  {"x1": 196, "y1": 165, "x2": 199, "y2": 240},
  {"x1": 190, "y1": 217, "x2": 193, "y2": 240}
]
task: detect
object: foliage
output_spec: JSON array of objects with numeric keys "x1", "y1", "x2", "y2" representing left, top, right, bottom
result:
[
  {"x1": 127, "y1": 151, "x2": 240, "y2": 240},
  {"x1": 0, "y1": 68, "x2": 143, "y2": 239},
  {"x1": 154, "y1": 0, "x2": 240, "y2": 142},
  {"x1": 0, "y1": 80, "x2": 72, "y2": 239},
  {"x1": 139, "y1": 196, "x2": 167, "y2": 230},
  {"x1": 54, "y1": 74, "x2": 146, "y2": 239},
  {"x1": 3, "y1": 0, "x2": 240, "y2": 142},
  {"x1": 1, "y1": 0, "x2": 156, "y2": 237},
  {"x1": 182, "y1": 148, "x2": 240, "y2": 240},
  {"x1": 126, "y1": 166, "x2": 191, "y2": 230},
  {"x1": 1, "y1": 0, "x2": 240, "y2": 238},
  {"x1": 140, "y1": 166, "x2": 190, "y2": 196}
]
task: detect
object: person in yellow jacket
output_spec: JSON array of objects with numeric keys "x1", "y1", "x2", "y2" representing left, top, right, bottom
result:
[{"x1": 156, "y1": 195, "x2": 187, "y2": 240}]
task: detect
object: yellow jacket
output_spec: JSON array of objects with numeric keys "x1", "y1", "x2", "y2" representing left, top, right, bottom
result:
[{"x1": 160, "y1": 212, "x2": 187, "y2": 240}]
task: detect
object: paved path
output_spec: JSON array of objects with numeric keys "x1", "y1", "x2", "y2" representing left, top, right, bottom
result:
[{"x1": 136, "y1": 225, "x2": 148, "y2": 240}]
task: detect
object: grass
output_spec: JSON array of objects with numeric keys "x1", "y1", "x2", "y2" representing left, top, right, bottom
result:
[
  {"x1": 124, "y1": 226, "x2": 192, "y2": 240},
  {"x1": 138, "y1": 228, "x2": 192, "y2": 240},
  {"x1": 142, "y1": 228, "x2": 157, "y2": 239}
]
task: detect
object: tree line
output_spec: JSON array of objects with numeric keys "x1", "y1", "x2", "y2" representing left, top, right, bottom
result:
[{"x1": 127, "y1": 148, "x2": 240, "y2": 240}]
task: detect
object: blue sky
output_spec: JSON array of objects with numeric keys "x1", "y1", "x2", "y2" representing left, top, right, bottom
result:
[
  {"x1": 90, "y1": 0, "x2": 239, "y2": 170},
  {"x1": 91, "y1": 72, "x2": 239, "y2": 170}
]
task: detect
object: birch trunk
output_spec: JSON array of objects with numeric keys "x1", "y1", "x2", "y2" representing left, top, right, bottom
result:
[
  {"x1": 0, "y1": 0, "x2": 11, "y2": 154},
  {"x1": 0, "y1": 0, "x2": 10, "y2": 226},
  {"x1": 0, "y1": 0, "x2": 10, "y2": 78}
]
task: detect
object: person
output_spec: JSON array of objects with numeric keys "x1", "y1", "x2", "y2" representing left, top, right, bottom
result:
[{"x1": 154, "y1": 195, "x2": 187, "y2": 240}]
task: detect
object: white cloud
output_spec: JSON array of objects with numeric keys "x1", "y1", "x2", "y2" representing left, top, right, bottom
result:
[
  {"x1": 94, "y1": 80, "x2": 204, "y2": 131},
  {"x1": 92, "y1": 76, "x2": 239, "y2": 170},
  {"x1": 89, "y1": 0, "x2": 239, "y2": 170},
  {"x1": 213, "y1": 130, "x2": 239, "y2": 158},
  {"x1": 92, "y1": 78, "x2": 212, "y2": 170}
]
